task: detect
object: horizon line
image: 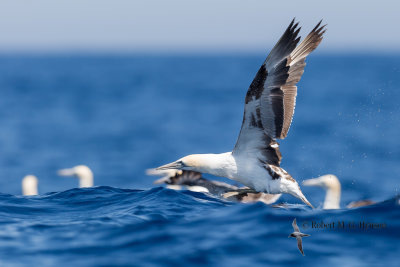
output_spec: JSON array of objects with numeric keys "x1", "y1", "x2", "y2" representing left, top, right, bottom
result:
[{"x1": 0, "y1": 48, "x2": 399, "y2": 56}]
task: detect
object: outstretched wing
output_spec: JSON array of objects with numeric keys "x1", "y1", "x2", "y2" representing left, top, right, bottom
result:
[
  {"x1": 292, "y1": 218, "x2": 300, "y2": 232},
  {"x1": 297, "y1": 237, "x2": 305, "y2": 256},
  {"x1": 233, "y1": 20, "x2": 325, "y2": 165}
]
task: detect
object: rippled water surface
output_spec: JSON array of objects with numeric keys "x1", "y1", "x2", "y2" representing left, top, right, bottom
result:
[{"x1": 0, "y1": 54, "x2": 399, "y2": 266}]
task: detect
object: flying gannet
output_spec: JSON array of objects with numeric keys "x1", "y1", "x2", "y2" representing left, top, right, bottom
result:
[
  {"x1": 303, "y1": 174, "x2": 375, "y2": 209},
  {"x1": 146, "y1": 168, "x2": 281, "y2": 204},
  {"x1": 57, "y1": 165, "x2": 94, "y2": 188},
  {"x1": 22, "y1": 175, "x2": 39, "y2": 196},
  {"x1": 156, "y1": 20, "x2": 326, "y2": 208}
]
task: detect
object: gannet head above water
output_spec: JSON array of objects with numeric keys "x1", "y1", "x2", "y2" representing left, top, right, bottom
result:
[
  {"x1": 58, "y1": 165, "x2": 94, "y2": 188},
  {"x1": 303, "y1": 174, "x2": 341, "y2": 209},
  {"x1": 22, "y1": 175, "x2": 39, "y2": 196},
  {"x1": 303, "y1": 174, "x2": 375, "y2": 209},
  {"x1": 156, "y1": 19, "x2": 326, "y2": 208}
]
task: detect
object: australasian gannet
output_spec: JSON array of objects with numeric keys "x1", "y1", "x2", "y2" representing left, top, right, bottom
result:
[
  {"x1": 156, "y1": 19, "x2": 326, "y2": 208},
  {"x1": 146, "y1": 168, "x2": 281, "y2": 204},
  {"x1": 303, "y1": 174, "x2": 375, "y2": 209},
  {"x1": 289, "y1": 218, "x2": 310, "y2": 256},
  {"x1": 57, "y1": 165, "x2": 94, "y2": 188},
  {"x1": 22, "y1": 175, "x2": 39, "y2": 196}
]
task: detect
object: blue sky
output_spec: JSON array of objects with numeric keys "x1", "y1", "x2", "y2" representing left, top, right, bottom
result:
[{"x1": 0, "y1": 0, "x2": 398, "y2": 53}]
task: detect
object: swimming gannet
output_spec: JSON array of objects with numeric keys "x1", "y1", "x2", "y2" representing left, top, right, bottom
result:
[
  {"x1": 156, "y1": 20, "x2": 326, "y2": 208},
  {"x1": 57, "y1": 165, "x2": 94, "y2": 188},
  {"x1": 303, "y1": 174, "x2": 375, "y2": 209},
  {"x1": 22, "y1": 175, "x2": 39, "y2": 196},
  {"x1": 147, "y1": 168, "x2": 281, "y2": 204}
]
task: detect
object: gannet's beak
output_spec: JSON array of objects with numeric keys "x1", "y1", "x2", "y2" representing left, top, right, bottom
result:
[
  {"x1": 289, "y1": 183, "x2": 315, "y2": 209},
  {"x1": 303, "y1": 178, "x2": 321, "y2": 187},
  {"x1": 57, "y1": 168, "x2": 76, "y2": 177},
  {"x1": 156, "y1": 161, "x2": 183, "y2": 170},
  {"x1": 301, "y1": 197, "x2": 315, "y2": 209}
]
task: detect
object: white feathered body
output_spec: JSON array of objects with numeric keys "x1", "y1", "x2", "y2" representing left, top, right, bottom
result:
[{"x1": 185, "y1": 152, "x2": 293, "y2": 194}]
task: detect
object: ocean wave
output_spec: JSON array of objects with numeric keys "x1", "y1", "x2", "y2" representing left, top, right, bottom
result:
[{"x1": 0, "y1": 186, "x2": 398, "y2": 266}]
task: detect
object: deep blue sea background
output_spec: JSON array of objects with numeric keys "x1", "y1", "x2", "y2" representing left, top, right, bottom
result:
[{"x1": 0, "y1": 53, "x2": 399, "y2": 266}]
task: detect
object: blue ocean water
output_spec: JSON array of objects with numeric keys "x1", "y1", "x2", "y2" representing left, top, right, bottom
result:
[{"x1": 0, "y1": 54, "x2": 399, "y2": 266}]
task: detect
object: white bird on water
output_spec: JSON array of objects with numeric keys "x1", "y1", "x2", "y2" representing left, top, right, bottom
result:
[
  {"x1": 57, "y1": 165, "x2": 94, "y2": 188},
  {"x1": 156, "y1": 19, "x2": 326, "y2": 208},
  {"x1": 303, "y1": 174, "x2": 375, "y2": 209},
  {"x1": 22, "y1": 175, "x2": 39, "y2": 196}
]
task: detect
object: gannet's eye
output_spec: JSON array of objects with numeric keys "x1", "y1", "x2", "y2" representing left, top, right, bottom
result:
[{"x1": 178, "y1": 160, "x2": 185, "y2": 167}]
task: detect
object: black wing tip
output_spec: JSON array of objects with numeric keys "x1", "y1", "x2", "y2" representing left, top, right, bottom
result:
[
  {"x1": 289, "y1": 18, "x2": 297, "y2": 28},
  {"x1": 289, "y1": 18, "x2": 295, "y2": 27},
  {"x1": 286, "y1": 18, "x2": 301, "y2": 34},
  {"x1": 314, "y1": 20, "x2": 322, "y2": 29},
  {"x1": 294, "y1": 27, "x2": 301, "y2": 37},
  {"x1": 301, "y1": 19, "x2": 326, "y2": 47},
  {"x1": 312, "y1": 19, "x2": 327, "y2": 36},
  {"x1": 285, "y1": 20, "x2": 302, "y2": 47},
  {"x1": 291, "y1": 18, "x2": 327, "y2": 35}
]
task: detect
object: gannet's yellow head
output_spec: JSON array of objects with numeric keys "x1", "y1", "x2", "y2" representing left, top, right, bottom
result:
[
  {"x1": 156, "y1": 155, "x2": 204, "y2": 171},
  {"x1": 303, "y1": 174, "x2": 341, "y2": 210},
  {"x1": 303, "y1": 174, "x2": 341, "y2": 191},
  {"x1": 156, "y1": 153, "x2": 230, "y2": 178},
  {"x1": 57, "y1": 165, "x2": 94, "y2": 188}
]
